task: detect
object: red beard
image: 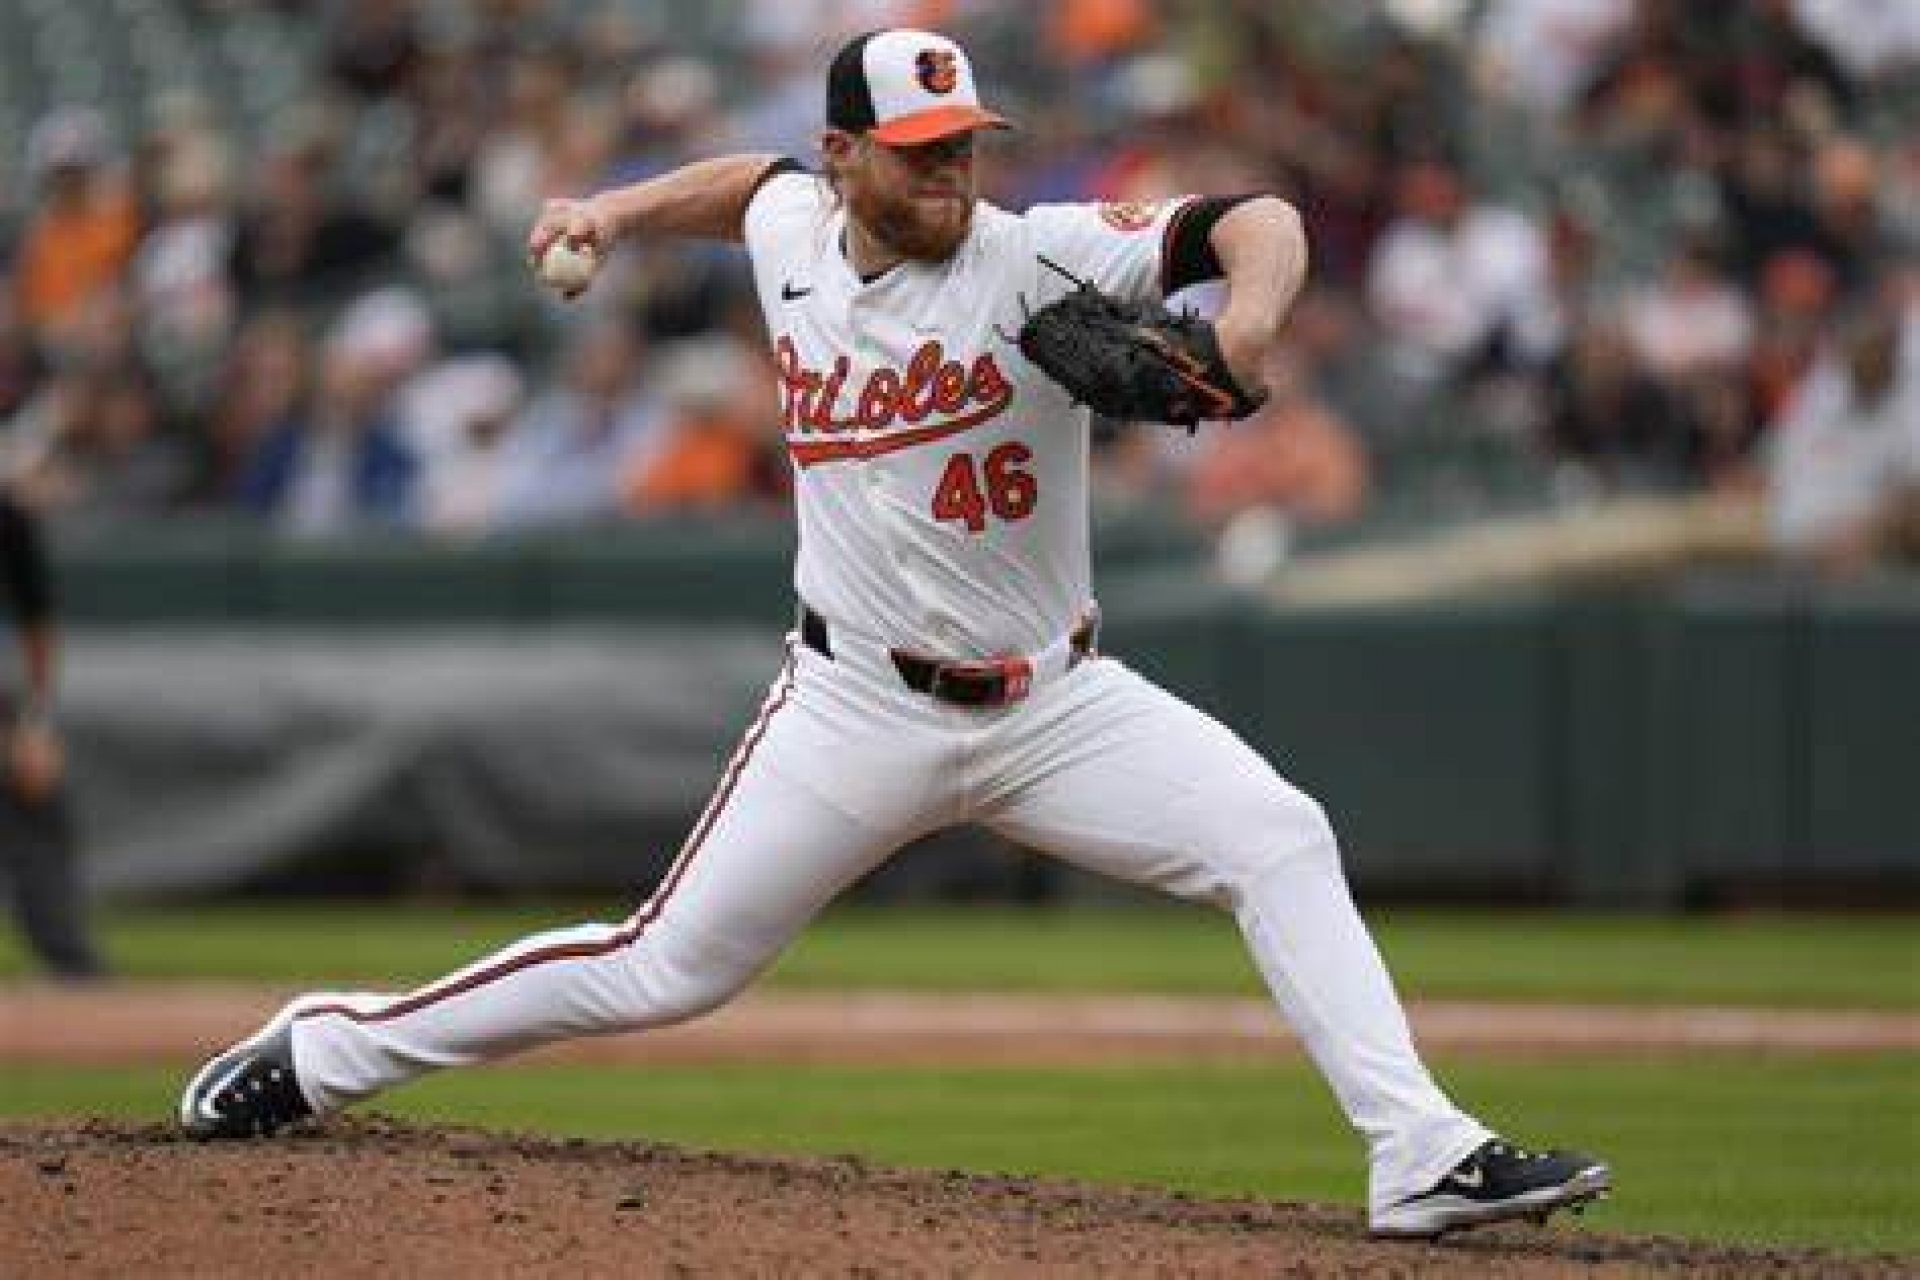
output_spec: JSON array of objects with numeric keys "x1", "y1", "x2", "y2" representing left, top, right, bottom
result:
[{"x1": 849, "y1": 185, "x2": 974, "y2": 262}]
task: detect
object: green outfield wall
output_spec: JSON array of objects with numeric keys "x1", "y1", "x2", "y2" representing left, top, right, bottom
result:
[
  {"x1": 49, "y1": 523, "x2": 1920, "y2": 905},
  {"x1": 1113, "y1": 574, "x2": 1920, "y2": 906}
]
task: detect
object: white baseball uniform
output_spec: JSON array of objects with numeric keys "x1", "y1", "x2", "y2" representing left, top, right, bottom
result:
[{"x1": 284, "y1": 171, "x2": 1491, "y2": 1215}]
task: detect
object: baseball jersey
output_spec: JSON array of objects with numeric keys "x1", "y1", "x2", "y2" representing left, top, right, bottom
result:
[{"x1": 743, "y1": 171, "x2": 1197, "y2": 657}]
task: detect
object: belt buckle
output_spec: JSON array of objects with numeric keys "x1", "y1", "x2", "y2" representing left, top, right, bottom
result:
[
  {"x1": 996, "y1": 656, "x2": 1034, "y2": 702},
  {"x1": 932, "y1": 656, "x2": 1033, "y2": 707}
]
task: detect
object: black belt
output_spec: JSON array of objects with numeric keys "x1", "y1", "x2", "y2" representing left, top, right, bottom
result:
[{"x1": 799, "y1": 604, "x2": 1097, "y2": 708}]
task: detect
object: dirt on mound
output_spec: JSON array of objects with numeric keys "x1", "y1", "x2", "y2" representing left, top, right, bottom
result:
[{"x1": 0, "y1": 1120, "x2": 1903, "y2": 1278}]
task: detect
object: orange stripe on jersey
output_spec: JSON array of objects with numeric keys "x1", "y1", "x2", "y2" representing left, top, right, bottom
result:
[
  {"x1": 292, "y1": 646, "x2": 800, "y2": 1028},
  {"x1": 787, "y1": 399, "x2": 1007, "y2": 467}
]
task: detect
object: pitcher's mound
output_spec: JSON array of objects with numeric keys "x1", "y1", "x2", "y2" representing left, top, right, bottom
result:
[{"x1": 0, "y1": 1119, "x2": 1897, "y2": 1277}]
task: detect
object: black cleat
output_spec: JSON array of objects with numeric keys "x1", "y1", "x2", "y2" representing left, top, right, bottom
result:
[
  {"x1": 1370, "y1": 1138, "x2": 1611, "y2": 1239},
  {"x1": 178, "y1": 1013, "x2": 314, "y2": 1140}
]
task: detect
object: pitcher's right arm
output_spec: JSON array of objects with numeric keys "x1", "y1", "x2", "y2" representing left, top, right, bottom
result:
[{"x1": 527, "y1": 155, "x2": 795, "y2": 264}]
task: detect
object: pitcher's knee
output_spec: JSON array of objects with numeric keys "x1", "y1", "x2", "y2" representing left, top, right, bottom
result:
[
  {"x1": 1281, "y1": 795, "x2": 1340, "y2": 863},
  {"x1": 647, "y1": 962, "x2": 749, "y2": 1023},
  {"x1": 1226, "y1": 791, "x2": 1343, "y2": 885},
  {"x1": 616, "y1": 920, "x2": 773, "y2": 1026}
]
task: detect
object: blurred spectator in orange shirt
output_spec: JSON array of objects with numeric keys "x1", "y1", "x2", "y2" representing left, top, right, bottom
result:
[
  {"x1": 1049, "y1": 0, "x2": 1154, "y2": 68},
  {"x1": 14, "y1": 109, "x2": 140, "y2": 347},
  {"x1": 1183, "y1": 352, "x2": 1370, "y2": 530},
  {"x1": 623, "y1": 338, "x2": 784, "y2": 515}
]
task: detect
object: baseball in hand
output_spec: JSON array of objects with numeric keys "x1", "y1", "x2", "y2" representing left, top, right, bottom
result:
[{"x1": 537, "y1": 241, "x2": 600, "y2": 295}]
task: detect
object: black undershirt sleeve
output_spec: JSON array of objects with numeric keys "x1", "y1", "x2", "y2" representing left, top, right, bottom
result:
[
  {"x1": 746, "y1": 156, "x2": 809, "y2": 206},
  {"x1": 1160, "y1": 193, "x2": 1263, "y2": 295},
  {"x1": 0, "y1": 493, "x2": 51, "y2": 626}
]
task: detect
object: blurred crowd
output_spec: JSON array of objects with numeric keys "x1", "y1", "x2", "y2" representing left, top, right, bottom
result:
[{"x1": 1, "y1": 0, "x2": 1916, "y2": 571}]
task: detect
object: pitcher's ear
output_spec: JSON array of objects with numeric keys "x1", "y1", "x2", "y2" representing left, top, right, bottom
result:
[{"x1": 820, "y1": 129, "x2": 857, "y2": 163}]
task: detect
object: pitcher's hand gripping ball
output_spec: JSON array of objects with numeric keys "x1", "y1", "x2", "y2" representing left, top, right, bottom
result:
[
  {"x1": 1015, "y1": 256, "x2": 1267, "y2": 429},
  {"x1": 535, "y1": 240, "x2": 601, "y2": 298}
]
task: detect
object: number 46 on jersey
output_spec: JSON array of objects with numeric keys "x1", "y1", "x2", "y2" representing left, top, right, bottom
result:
[{"x1": 932, "y1": 443, "x2": 1036, "y2": 533}]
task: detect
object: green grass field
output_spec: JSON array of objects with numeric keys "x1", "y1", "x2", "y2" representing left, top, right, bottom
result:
[
  {"x1": 3, "y1": 1056, "x2": 1914, "y2": 1252},
  {"x1": 3, "y1": 901, "x2": 1914, "y2": 1008},
  {"x1": 4, "y1": 903, "x2": 1916, "y2": 1253}
]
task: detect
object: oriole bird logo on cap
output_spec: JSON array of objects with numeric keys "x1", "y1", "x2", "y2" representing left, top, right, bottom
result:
[{"x1": 916, "y1": 48, "x2": 959, "y2": 95}]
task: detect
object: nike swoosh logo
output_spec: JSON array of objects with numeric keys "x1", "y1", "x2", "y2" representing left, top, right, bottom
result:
[
  {"x1": 1452, "y1": 1165, "x2": 1485, "y2": 1189},
  {"x1": 781, "y1": 282, "x2": 812, "y2": 301}
]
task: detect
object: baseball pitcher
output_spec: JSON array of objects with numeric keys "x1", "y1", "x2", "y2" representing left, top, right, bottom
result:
[{"x1": 181, "y1": 29, "x2": 1608, "y2": 1239}]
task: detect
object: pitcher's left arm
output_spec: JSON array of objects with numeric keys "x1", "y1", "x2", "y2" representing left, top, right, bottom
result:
[{"x1": 1200, "y1": 196, "x2": 1310, "y2": 393}]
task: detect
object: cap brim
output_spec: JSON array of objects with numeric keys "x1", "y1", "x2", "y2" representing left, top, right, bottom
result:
[{"x1": 870, "y1": 105, "x2": 1012, "y2": 146}]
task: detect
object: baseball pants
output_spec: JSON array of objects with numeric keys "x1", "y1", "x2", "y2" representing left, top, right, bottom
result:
[
  {"x1": 289, "y1": 630, "x2": 1490, "y2": 1212},
  {"x1": 1, "y1": 784, "x2": 105, "y2": 979}
]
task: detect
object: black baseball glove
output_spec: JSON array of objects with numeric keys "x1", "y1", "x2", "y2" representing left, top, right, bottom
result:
[{"x1": 1013, "y1": 257, "x2": 1268, "y2": 429}]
